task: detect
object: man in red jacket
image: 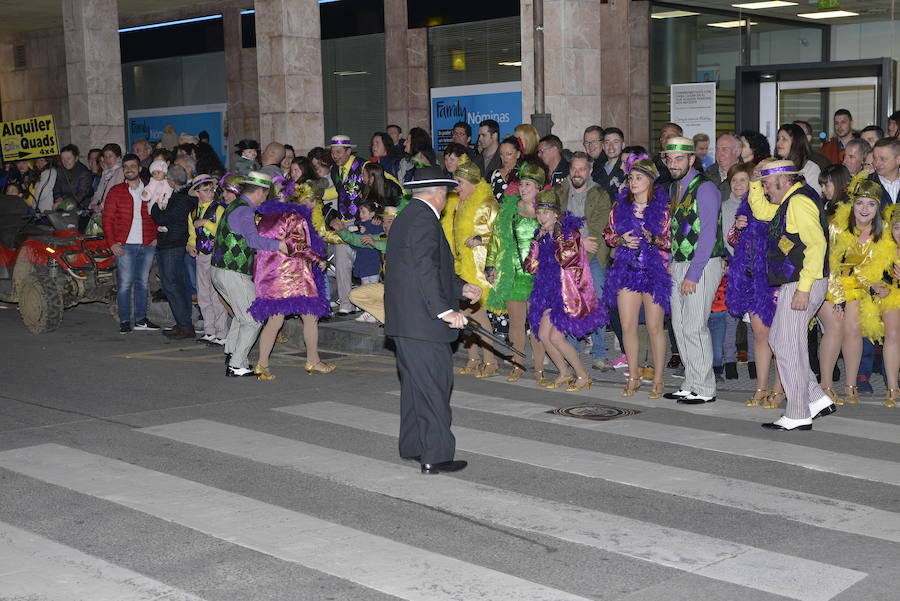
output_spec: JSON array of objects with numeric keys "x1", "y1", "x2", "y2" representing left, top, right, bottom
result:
[{"x1": 102, "y1": 153, "x2": 160, "y2": 334}]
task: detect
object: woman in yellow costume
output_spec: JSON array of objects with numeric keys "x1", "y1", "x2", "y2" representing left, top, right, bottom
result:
[
  {"x1": 485, "y1": 163, "x2": 546, "y2": 383},
  {"x1": 817, "y1": 174, "x2": 889, "y2": 405},
  {"x1": 861, "y1": 204, "x2": 900, "y2": 407},
  {"x1": 451, "y1": 161, "x2": 500, "y2": 377},
  {"x1": 439, "y1": 143, "x2": 468, "y2": 251}
]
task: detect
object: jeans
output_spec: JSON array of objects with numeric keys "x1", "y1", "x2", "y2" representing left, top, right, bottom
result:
[
  {"x1": 115, "y1": 243, "x2": 155, "y2": 323},
  {"x1": 708, "y1": 310, "x2": 727, "y2": 368},
  {"x1": 183, "y1": 252, "x2": 197, "y2": 297},
  {"x1": 157, "y1": 246, "x2": 193, "y2": 329}
]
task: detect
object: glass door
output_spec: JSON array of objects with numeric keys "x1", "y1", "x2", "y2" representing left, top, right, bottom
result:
[{"x1": 777, "y1": 77, "x2": 878, "y2": 149}]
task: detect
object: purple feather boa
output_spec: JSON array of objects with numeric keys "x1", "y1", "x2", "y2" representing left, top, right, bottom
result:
[
  {"x1": 725, "y1": 195, "x2": 777, "y2": 326},
  {"x1": 603, "y1": 184, "x2": 672, "y2": 313},
  {"x1": 248, "y1": 263, "x2": 330, "y2": 321},
  {"x1": 527, "y1": 212, "x2": 607, "y2": 339},
  {"x1": 255, "y1": 199, "x2": 326, "y2": 258}
]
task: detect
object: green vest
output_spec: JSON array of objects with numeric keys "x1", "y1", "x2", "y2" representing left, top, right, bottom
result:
[
  {"x1": 211, "y1": 197, "x2": 255, "y2": 275},
  {"x1": 670, "y1": 173, "x2": 726, "y2": 263}
]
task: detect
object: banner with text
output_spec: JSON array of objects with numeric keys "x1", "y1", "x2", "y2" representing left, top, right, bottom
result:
[
  {"x1": 1, "y1": 114, "x2": 58, "y2": 162},
  {"x1": 670, "y1": 83, "x2": 717, "y2": 143},
  {"x1": 431, "y1": 82, "x2": 522, "y2": 153},
  {"x1": 127, "y1": 104, "x2": 227, "y2": 166}
]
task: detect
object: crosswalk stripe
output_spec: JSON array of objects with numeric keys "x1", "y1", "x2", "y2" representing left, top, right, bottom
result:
[
  {"x1": 140, "y1": 418, "x2": 867, "y2": 601},
  {"x1": 0, "y1": 444, "x2": 592, "y2": 601},
  {"x1": 0, "y1": 522, "x2": 207, "y2": 601},
  {"x1": 500, "y1": 378, "x2": 900, "y2": 444},
  {"x1": 439, "y1": 391, "x2": 900, "y2": 486},
  {"x1": 278, "y1": 400, "x2": 900, "y2": 544}
]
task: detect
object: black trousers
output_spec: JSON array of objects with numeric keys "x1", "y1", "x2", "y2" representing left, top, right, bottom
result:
[{"x1": 393, "y1": 336, "x2": 455, "y2": 465}]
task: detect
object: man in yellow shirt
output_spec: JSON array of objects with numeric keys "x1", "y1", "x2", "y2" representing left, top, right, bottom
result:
[{"x1": 748, "y1": 159, "x2": 835, "y2": 431}]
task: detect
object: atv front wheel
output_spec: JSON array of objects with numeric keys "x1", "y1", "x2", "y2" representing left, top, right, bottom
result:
[{"x1": 17, "y1": 269, "x2": 63, "y2": 333}]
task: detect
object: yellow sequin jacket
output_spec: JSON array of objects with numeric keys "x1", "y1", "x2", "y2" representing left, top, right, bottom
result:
[{"x1": 450, "y1": 180, "x2": 499, "y2": 291}]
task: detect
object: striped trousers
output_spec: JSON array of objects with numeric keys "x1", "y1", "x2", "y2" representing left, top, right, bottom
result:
[
  {"x1": 670, "y1": 260, "x2": 723, "y2": 397},
  {"x1": 769, "y1": 278, "x2": 827, "y2": 419}
]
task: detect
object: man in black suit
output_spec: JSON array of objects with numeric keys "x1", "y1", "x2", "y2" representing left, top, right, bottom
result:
[{"x1": 384, "y1": 166, "x2": 482, "y2": 474}]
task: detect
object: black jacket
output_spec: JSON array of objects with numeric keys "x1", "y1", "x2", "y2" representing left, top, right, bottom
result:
[
  {"x1": 151, "y1": 190, "x2": 196, "y2": 249},
  {"x1": 475, "y1": 149, "x2": 502, "y2": 180},
  {"x1": 53, "y1": 161, "x2": 94, "y2": 209},
  {"x1": 384, "y1": 197, "x2": 466, "y2": 342},
  {"x1": 593, "y1": 157, "x2": 625, "y2": 199}
]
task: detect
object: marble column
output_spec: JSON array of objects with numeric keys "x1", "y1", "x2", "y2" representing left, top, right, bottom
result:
[
  {"x1": 520, "y1": 0, "x2": 650, "y2": 150},
  {"x1": 223, "y1": 7, "x2": 260, "y2": 148},
  {"x1": 62, "y1": 0, "x2": 125, "y2": 151},
  {"x1": 254, "y1": 0, "x2": 323, "y2": 153},
  {"x1": 384, "y1": 0, "x2": 430, "y2": 133}
]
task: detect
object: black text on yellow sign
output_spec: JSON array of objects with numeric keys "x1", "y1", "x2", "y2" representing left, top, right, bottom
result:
[{"x1": 1, "y1": 114, "x2": 58, "y2": 161}]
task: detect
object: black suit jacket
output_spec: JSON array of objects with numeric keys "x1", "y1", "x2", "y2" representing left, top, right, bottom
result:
[
  {"x1": 475, "y1": 150, "x2": 502, "y2": 180},
  {"x1": 384, "y1": 198, "x2": 466, "y2": 342}
]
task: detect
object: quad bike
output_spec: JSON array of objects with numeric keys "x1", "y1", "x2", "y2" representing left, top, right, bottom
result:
[{"x1": 0, "y1": 205, "x2": 116, "y2": 333}]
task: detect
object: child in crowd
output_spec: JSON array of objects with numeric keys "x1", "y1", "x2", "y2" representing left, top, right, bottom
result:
[
  {"x1": 352, "y1": 200, "x2": 384, "y2": 285},
  {"x1": 708, "y1": 275, "x2": 728, "y2": 383},
  {"x1": 525, "y1": 189, "x2": 607, "y2": 392},
  {"x1": 142, "y1": 160, "x2": 173, "y2": 235},
  {"x1": 234, "y1": 139, "x2": 261, "y2": 176}
]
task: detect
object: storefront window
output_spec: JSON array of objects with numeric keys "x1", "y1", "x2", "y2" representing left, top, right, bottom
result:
[{"x1": 428, "y1": 17, "x2": 521, "y2": 88}]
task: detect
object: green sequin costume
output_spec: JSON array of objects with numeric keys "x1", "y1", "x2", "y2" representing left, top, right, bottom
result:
[{"x1": 485, "y1": 194, "x2": 539, "y2": 313}]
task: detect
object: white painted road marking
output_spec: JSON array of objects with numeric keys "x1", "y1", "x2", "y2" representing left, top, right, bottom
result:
[{"x1": 141, "y1": 418, "x2": 868, "y2": 601}]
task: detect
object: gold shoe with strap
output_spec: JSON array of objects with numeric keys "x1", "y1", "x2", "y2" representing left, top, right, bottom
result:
[
  {"x1": 305, "y1": 360, "x2": 336, "y2": 375},
  {"x1": 457, "y1": 358, "x2": 481, "y2": 375},
  {"x1": 535, "y1": 369, "x2": 549, "y2": 387},
  {"x1": 622, "y1": 376, "x2": 642, "y2": 397},
  {"x1": 475, "y1": 362, "x2": 499, "y2": 379},
  {"x1": 822, "y1": 385, "x2": 844, "y2": 406},
  {"x1": 746, "y1": 388, "x2": 770, "y2": 407},
  {"x1": 506, "y1": 366, "x2": 525, "y2": 382},
  {"x1": 545, "y1": 373, "x2": 572, "y2": 390},
  {"x1": 763, "y1": 391, "x2": 785, "y2": 409},
  {"x1": 276, "y1": 332, "x2": 288, "y2": 344},
  {"x1": 648, "y1": 381, "x2": 664, "y2": 399},
  {"x1": 255, "y1": 366, "x2": 276, "y2": 381},
  {"x1": 884, "y1": 388, "x2": 898, "y2": 408},
  {"x1": 844, "y1": 385, "x2": 860, "y2": 405},
  {"x1": 565, "y1": 375, "x2": 592, "y2": 392}
]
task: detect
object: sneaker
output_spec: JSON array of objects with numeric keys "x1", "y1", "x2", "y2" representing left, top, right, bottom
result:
[
  {"x1": 119, "y1": 321, "x2": 132, "y2": 334},
  {"x1": 673, "y1": 367, "x2": 685, "y2": 379},
  {"x1": 210, "y1": 337, "x2": 226, "y2": 346},
  {"x1": 667, "y1": 354, "x2": 682, "y2": 369},
  {"x1": 133, "y1": 318, "x2": 161, "y2": 331},
  {"x1": 591, "y1": 358, "x2": 613, "y2": 372},
  {"x1": 197, "y1": 334, "x2": 216, "y2": 343},
  {"x1": 857, "y1": 374, "x2": 874, "y2": 395},
  {"x1": 610, "y1": 354, "x2": 628, "y2": 369},
  {"x1": 355, "y1": 311, "x2": 379, "y2": 323}
]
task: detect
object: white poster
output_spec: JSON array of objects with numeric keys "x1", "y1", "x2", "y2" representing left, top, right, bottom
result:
[{"x1": 670, "y1": 83, "x2": 717, "y2": 142}]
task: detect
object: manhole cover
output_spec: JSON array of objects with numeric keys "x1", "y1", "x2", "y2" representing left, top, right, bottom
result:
[{"x1": 547, "y1": 404, "x2": 641, "y2": 421}]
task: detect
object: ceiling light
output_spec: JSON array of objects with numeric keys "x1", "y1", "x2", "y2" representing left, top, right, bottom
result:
[
  {"x1": 498, "y1": 61, "x2": 522, "y2": 67},
  {"x1": 118, "y1": 14, "x2": 222, "y2": 33},
  {"x1": 732, "y1": 1, "x2": 797, "y2": 8},
  {"x1": 797, "y1": 10, "x2": 859, "y2": 18},
  {"x1": 334, "y1": 71, "x2": 368, "y2": 76},
  {"x1": 707, "y1": 19, "x2": 757, "y2": 28},
  {"x1": 651, "y1": 10, "x2": 700, "y2": 18}
]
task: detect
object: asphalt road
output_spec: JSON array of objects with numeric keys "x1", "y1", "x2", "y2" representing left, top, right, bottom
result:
[{"x1": 1, "y1": 302, "x2": 899, "y2": 601}]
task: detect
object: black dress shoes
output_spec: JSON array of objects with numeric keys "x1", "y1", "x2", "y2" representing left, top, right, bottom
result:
[
  {"x1": 663, "y1": 390, "x2": 690, "y2": 400},
  {"x1": 401, "y1": 456, "x2": 421, "y2": 462},
  {"x1": 421, "y1": 460, "x2": 468, "y2": 474},
  {"x1": 761, "y1": 416, "x2": 813, "y2": 431},
  {"x1": 677, "y1": 394, "x2": 716, "y2": 404},
  {"x1": 812, "y1": 404, "x2": 837, "y2": 420}
]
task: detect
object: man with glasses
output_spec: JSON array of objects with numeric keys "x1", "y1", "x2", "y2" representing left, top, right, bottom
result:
[
  {"x1": 538, "y1": 134, "x2": 569, "y2": 187},
  {"x1": 450, "y1": 121, "x2": 476, "y2": 159},
  {"x1": 660, "y1": 137, "x2": 726, "y2": 405},
  {"x1": 583, "y1": 125, "x2": 606, "y2": 184}
]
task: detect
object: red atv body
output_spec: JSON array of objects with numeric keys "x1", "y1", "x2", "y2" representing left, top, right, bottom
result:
[{"x1": 0, "y1": 225, "x2": 116, "y2": 333}]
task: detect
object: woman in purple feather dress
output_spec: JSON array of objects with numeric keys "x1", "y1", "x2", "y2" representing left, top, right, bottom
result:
[
  {"x1": 603, "y1": 155, "x2": 672, "y2": 399},
  {"x1": 724, "y1": 163, "x2": 783, "y2": 408},
  {"x1": 525, "y1": 190, "x2": 607, "y2": 392},
  {"x1": 248, "y1": 180, "x2": 333, "y2": 380}
]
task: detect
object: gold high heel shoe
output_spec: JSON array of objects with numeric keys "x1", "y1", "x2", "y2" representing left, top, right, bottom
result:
[
  {"x1": 763, "y1": 391, "x2": 785, "y2": 409},
  {"x1": 822, "y1": 385, "x2": 844, "y2": 406},
  {"x1": 506, "y1": 366, "x2": 525, "y2": 382},
  {"x1": 884, "y1": 388, "x2": 898, "y2": 408},
  {"x1": 304, "y1": 360, "x2": 336, "y2": 375},
  {"x1": 648, "y1": 381, "x2": 664, "y2": 399},
  {"x1": 457, "y1": 358, "x2": 481, "y2": 375},
  {"x1": 255, "y1": 365, "x2": 276, "y2": 380},
  {"x1": 535, "y1": 369, "x2": 549, "y2": 387},
  {"x1": 622, "y1": 376, "x2": 642, "y2": 397},
  {"x1": 276, "y1": 332, "x2": 288, "y2": 344},
  {"x1": 545, "y1": 373, "x2": 572, "y2": 390},
  {"x1": 844, "y1": 385, "x2": 860, "y2": 405},
  {"x1": 565, "y1": 375, "x2": 592, "y2": 392},
  {"x1": 746, "y1": 388, "x2": 770, "y2": 407},
  {"x1": 475, "y1": 362, "x2": 499, "y2": 379}
]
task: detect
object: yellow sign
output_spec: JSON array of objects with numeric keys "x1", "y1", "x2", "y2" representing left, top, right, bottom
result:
[{"x1": 1, "y1": 114, "x2": 58, "y2": 161}]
